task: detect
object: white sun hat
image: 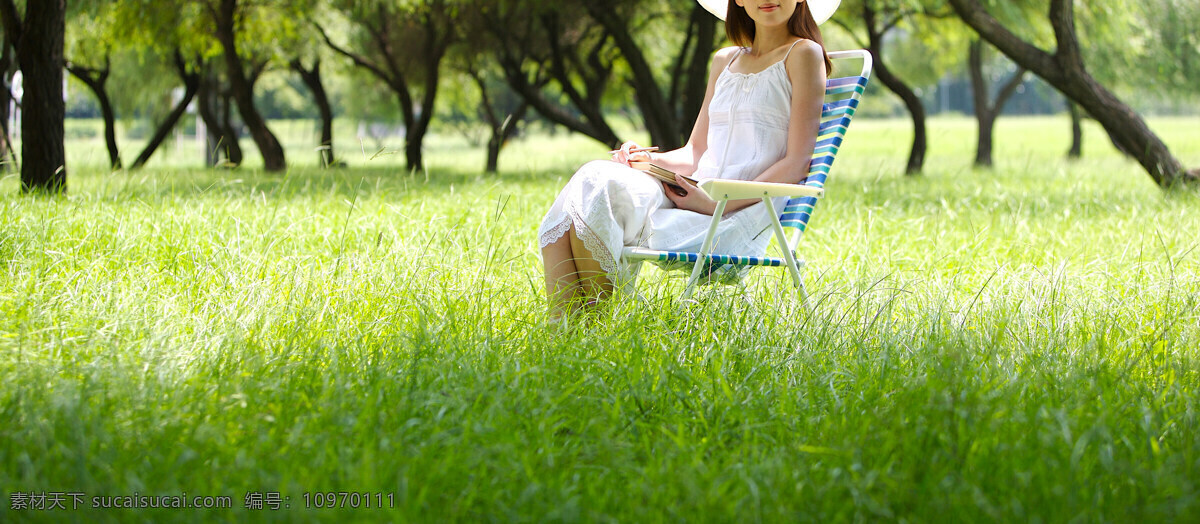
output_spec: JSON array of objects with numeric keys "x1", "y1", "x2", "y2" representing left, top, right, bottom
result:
[{"x1": 697, "y1": 0, "x2": 841, "y2": 24}]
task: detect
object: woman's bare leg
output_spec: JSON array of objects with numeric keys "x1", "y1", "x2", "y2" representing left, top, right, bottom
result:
[
  {"x1": 542, "y1": 224, "x2": 615, "y2": 318},
  {"x1": 568, "y1": 227, "x2": 614, "y2": 300},
  {"x1": 542, "y1": 234, "x2": 581, "y2": 319}
]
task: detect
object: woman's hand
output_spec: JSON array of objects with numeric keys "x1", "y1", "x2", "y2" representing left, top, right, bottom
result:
[
  {"x1": 611, "y1": 141, "x2": 652, "y2": 166},
  {"x1": 663, "y1": 175, "x2": 719, "y2": 216}
]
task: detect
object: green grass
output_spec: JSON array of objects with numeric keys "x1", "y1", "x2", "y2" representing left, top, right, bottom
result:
[{"x1": 1, "y1": 116, "x2": 1199, "y2": 522}]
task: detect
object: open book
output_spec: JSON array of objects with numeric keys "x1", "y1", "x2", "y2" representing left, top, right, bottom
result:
[{"x1": 629, "y1": 160, "x2": 699, "y2": 190}]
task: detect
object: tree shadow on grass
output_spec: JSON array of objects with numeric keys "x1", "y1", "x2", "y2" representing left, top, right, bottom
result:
[{"x1": 62, "y1": 165, "x2": 568, "y2": 202}]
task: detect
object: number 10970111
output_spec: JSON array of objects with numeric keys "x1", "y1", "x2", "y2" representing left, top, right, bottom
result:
[{"x1": 302, "y1": 492, "x2": 394, "y2": 509}]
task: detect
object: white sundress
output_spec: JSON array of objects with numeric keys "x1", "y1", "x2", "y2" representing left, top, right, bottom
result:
[{"x1": 538, "y1": 41, "x2": 805, "y2": 281}]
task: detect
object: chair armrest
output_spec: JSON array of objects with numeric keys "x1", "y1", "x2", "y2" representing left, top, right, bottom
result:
[{"x1": 697, "y1": 179, "x2": 824, "y2": 201}]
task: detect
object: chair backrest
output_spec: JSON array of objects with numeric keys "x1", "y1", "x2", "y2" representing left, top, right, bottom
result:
[{"x1": 780, "y1": 49, "x2": 873, "y2": 240}]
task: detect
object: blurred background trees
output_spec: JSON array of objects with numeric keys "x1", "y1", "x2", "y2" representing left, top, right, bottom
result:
[
  {"x1": 949, "y1": 0, "x2": 1198, "y2": 185},
  {"x1": 5, "y1": 0, "x2": 1198, "y2": 191}
]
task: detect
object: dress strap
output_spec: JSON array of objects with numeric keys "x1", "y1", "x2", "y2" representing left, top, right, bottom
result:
[
  {"x1": 782, "y1": 39, "x2": 804, "y2": 61},
  {"x1": 724, "y1": 47, "x2": 747, "y2": 72}
]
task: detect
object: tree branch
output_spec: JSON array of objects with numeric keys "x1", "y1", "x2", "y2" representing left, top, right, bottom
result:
[
  {"x1": 994, "y1": 67, "x2": 1028, "y2": 111},
  {"x1": 541, "y1": 14, "x2": 591, "y2": 115},
  {"x1": 882, "y1": 14, "x2": 905, "y2": 33},
  {"x1": 368, "y1": 6, "x2": 406, "y2": 85},
  {"x1": 468, "y1": 69, "x2": 501, "y2": 130},
  {"x1": 248, "y1": 57, "x2": 267, "y2": 86},
  {"x1": 969, "y1": 38, "x2": 988, "y2": 115},
  {"x1": 947, "y1": 0, "x2": 1060, "y2": 82},
  {"x1": 830, "y1": 18, "x2": 867, "y2": 49},
  {"x1": 583, "y1": 30, "x2": 613, "y2": 107},
  {"x1": 314, "y1": 21, "x2": 399, "y2": 90},
  {"x1": 669, "y1": 11, "x2": 698, "y2": 102},
  {"x1": 1049, "y1": 0, "x2": 1082, "y2": 69},
  {"x1": 495, "y1": 50, "x2": 618, "y2": 146}
]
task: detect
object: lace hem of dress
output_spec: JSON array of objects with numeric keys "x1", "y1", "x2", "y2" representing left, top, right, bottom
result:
[
  {"x1": 570, "y1": 210, "x2": 619, "y2": 276},
  {"x1": 536, "y1": 210, "x2": 619, "y2": 276},
  {"x1": 538, "y1": 213, "x2": 573, "y2": 248}
]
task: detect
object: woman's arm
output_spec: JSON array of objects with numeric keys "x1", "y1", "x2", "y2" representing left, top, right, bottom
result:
[
  {"x1": 667, "y1": 40, "x2": 827, "y2": 215},
  {"x1": 747, "y1": 40, "x2": 827, "y2": 186}
]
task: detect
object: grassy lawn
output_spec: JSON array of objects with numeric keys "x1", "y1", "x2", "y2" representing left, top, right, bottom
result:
[{"x1": 1, "y1": 116, "x2": 1198, "y2": 521}]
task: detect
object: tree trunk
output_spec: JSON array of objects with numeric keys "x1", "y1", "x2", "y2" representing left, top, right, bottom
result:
[
  {"x1": 1067, "y1": 101, "x2": 1082, "y2": 159},
  {"x1": 403, "y1": 70, "x2": 437, "y2": 174},
  {"x1": 485, "y1": 103, "x2": 528, "y2": 174},
  {"x1": 968, "y1": 40, "x2": 991, "y2": 167},
  {"x1": 95, "y1": 82, "x2": 120, "y2": 170},
  {"x1": 969, "y1": 39, "x2": 1027, "y2": 168},
  {"x1": 211, "y1": 0, "x2": 285, "y2": 172},
  {"x1": 0, "y1": 40, "x2": 13, "y2": 168},
  {"x1": 67, "y1": 62, "x2": 122, "y2": 170},
  {"x1": 864, "y1": 5, "x2": 925, "y2": 175},
  {"x1": 217, "y1": 89, "x2": 244, "y2": 166},
  {"x1": 470, "y1": 67, "x2": 527, "y2": 174},
  {"x1": 196, "y1": 70, "x2": 243, "y2": 167},
  {"x1": 0, "y1": 78, "x2": 9, "y2": 170},
  {"x1": 291, "y1": 58, "x2": 336, "y2": 167},
  {"x1": 196, "y1": 76, "x2": 221, "y2": 166},
  {"x1": 131, "y1": 52, "x2": 201, "y2": 170},
  {"x1": 974, "y1": 115, "x2": 995, "y2": 167},
  {"x1": 677, "y1": 5, "x2": 718, "y2": 136},
  {"x1": 948, "y1": 0, "x2": 1196, "y2": 186},
  {"x1": 404, "y1": 18, "x2": 448, "y2": 173},
  {"x1": 485, "y1": 137, "x2": 501, "y2": 174},
  {"x1": 871, "y1": 52, "x2": 926, "y2": 175},
  {"x1": 7, "y1": 0, "x2": 67, "y2": 192}
]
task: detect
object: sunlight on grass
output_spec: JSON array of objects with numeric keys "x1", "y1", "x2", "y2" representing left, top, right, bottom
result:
[{"x1": 1, "y1": 117, "x2": 1198, "y2": 521}]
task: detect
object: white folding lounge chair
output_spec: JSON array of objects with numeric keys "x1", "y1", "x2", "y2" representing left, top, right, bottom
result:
[{"x1": 622, "y1": 49, "x2": 873, "y2": 304}]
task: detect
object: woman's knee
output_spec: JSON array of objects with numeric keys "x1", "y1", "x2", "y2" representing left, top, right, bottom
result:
[{"x1": 569, "y1": 160, "x2": 619, "y2": 186}]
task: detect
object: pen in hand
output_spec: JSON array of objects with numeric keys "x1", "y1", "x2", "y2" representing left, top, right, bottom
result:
[{"x1": 608, "y1": 146, "x2": 659, "y2": 154}]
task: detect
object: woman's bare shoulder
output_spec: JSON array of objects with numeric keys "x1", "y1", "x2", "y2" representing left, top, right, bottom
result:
[
  {"x1": 784, "y1": 39, "x2": 826, "y2": 73},
  {"x1": 715, "y1": 46, "x2": 744, "y2": 58},
  {"x1": 789, "y1": 39, "x2": 825, "y2": 60},
  {"x1": 712, "y1": 46, "x2": 743, "y2": 69}
]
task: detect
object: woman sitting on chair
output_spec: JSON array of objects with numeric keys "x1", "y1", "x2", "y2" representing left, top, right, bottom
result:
[{"x1": 538, "y1": 0, "x2": 837, "y2": 319}]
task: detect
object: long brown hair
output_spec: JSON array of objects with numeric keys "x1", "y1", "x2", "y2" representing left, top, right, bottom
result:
[{"x1": 725, "y1": 0, "x2": 833, "y2": 74}]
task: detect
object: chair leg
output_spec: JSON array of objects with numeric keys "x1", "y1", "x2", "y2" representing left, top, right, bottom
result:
[
  {"x1": 681, "y1": 200, "x2": 728, "y2": 300},
  {"x1": 681, "y1": 261, "x2": 705, "y2": 300},
  {"x1": 791, "y1": 260, "x2": 817, "y2": 310}
]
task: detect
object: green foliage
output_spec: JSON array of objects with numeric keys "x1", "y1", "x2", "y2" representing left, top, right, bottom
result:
[
  {"x1": 976, "y1": 0, "x2": 1054, "y2": 46},
  {"x1": 1080, "y1": 0, "x2": 1200, "y2": 96},
  {"x1": 889, "y1": 20, "x2": 967, "y2": 86},
  {"x1": 105, "y1": 0, "x2": 219, "y2": 60}
]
